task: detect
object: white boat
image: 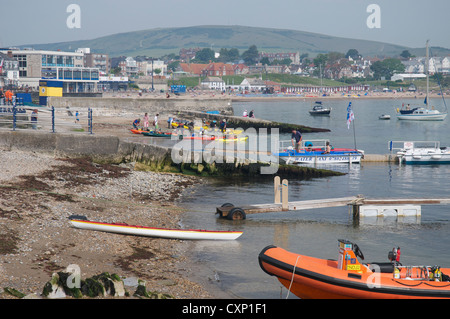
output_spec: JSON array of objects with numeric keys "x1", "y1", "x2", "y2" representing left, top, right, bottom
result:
[
  {"x1": 397, "y1": 41, "x2": 447, "y2": 121},
  {"x1": 396, "y1": 108, "x2": 447, "y2": 121},
  {"x1": 379, "y1": 114, "x2": 391, "y2": 120},
  {"x1": 70, "y1": 218, "x2": 243, "y2": 240},
  {"x1": 275, "y1": 139, "x2": 364, "y2": 165},
  {"x1": 389, "y1": 140, "x2": 450, "y2": 164}
]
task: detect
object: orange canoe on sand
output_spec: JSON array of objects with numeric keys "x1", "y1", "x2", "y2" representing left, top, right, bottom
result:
[{"x1": 259, "y1": 240, "x2": 450, "y2": 299}]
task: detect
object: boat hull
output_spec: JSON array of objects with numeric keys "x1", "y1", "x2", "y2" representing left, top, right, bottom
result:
[
  {"x1": 259, "y1": 246, "x2": 450, "y2": 299},
  {"x1": 70, "y1": 219, "x2": 242, "y2": 240},
  {"x1": 142, "y1": 131, "x2": 172, "y2": 137},
  {"x1": 399, "y1": 146, "x2": 450, "y2": 165},
  {"x1": 403, "y1": 154, "x2": 450, "y2": 165},
  {"x1": 309, "y1": 110, "x2": 331, "y2": 115},
  {"x1": 397, "y1": 111, "x2": 447, "y2": 121},
  {"x1": 277, "y1": 150, "x2": 363, "y2": 165}
]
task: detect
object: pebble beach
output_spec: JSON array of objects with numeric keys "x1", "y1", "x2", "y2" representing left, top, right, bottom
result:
[{"x1": 0, "y1": 149, "x2": 216, "y2": 299}]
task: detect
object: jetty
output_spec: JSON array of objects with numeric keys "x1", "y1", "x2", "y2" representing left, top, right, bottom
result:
[{"x1": 216, "y1": 177, "x2": 450, "y2": 220}]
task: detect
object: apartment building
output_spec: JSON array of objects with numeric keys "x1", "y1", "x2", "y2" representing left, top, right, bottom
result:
[{"x1": 0, "y1": 48, "x2": 100, "y2": 93}]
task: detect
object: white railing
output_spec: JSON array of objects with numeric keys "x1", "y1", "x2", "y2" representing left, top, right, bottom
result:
[{"x1": 389, "y1": 140, "x2": 441, "y2": 152}]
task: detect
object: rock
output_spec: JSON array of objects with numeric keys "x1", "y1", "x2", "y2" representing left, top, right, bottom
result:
[{"x1": 123, "y1": 276, "x2": 139, "y2": 287}]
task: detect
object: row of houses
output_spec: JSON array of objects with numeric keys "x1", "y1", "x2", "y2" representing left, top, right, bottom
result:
[{"x1": 402, "y1": 56, "x2": 450, "y2": 75}]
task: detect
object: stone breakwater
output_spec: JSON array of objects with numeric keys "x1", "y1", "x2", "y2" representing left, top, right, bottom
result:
[{"x1": 0, "y1": 130, "x2": 342, "y2": 179}]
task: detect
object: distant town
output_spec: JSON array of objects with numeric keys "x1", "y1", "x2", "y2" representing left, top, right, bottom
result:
[{"x1": 1, "y1": 44, "x2": 449, "y2": 100}]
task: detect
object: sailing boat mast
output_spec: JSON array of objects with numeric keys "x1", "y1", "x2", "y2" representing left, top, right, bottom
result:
[{"x1": 425, "y1": 40, "x2": 429, "y2": 109}]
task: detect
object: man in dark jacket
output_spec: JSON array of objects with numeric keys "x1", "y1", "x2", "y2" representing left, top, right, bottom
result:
[{"x1": 291, "y1": 129, "x2": 302, "y2": 152}]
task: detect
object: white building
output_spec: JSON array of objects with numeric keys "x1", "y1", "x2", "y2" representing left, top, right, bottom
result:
[
  {"x1": 201, "y1": 76, "x2": 225, "y2": 91},
  {"x1": 0, "y1": 48, "x2": 99, "y2": 91},
  {"x1": 239, "y1": 78, "x2": 266, "y2": 92},
  {"x1": 391, "y1": 73, "x2": 426, "y2": 82},
  {"x1": 138, "y1": 60, "x2": 167, "y2": 76}
]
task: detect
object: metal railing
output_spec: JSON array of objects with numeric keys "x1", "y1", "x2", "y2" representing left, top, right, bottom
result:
[{"x1": 0, "y1": 105, "x2": 94, "y2": 134}]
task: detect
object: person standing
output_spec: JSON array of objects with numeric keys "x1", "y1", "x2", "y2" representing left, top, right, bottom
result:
[
  {"x1": 154, "y1": 113, "x2": 159, "y2": 131},
  {"x1": 291, "y1": 129, "x2": 302, "y2": 152},
  {"x1": 5, "y1": 90, "x2": 13, "y2": 105},
  {"x1": 143, "y1": 112, "x2": 149, "y2": 130},
  {"x1": 31, "y1": 109, "x2": 38, "y2": 129},
  {"x1": 219, "y1": 119, "x2": 227, "y2": 133}
]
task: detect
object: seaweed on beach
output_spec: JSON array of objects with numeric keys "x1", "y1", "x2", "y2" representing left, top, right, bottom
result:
[
  {"x1": 46, "y1": 157, "x2": 131, "y2": 187},
  {"x1": 0, "y1": 228, "x2": 19, "y2": 255}
]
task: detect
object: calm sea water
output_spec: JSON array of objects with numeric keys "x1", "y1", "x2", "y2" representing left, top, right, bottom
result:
[{"x1": 178, "y1": 97, "x2": 450, "y2": 299}]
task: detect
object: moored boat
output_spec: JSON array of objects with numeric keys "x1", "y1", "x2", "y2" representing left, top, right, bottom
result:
[
  {"x1": 396, "y1": 41, "x2": 447, "y2": 121},
  {"x1": 390, "y1": 140, "x2": 450, "y2": 164},
  {"x1": 275, "y1": 139, "x2": 364, "y2": 165},
  {"x1": 179, "y1": 134, "x2": 216, "y2": 141},
  {"x1": 70, "y1": 217, "x2": 243, "y2": 240},
  {"x1": 309, "y1": 101, "x2": 331, "y2": 115},
  {"x1": 259, "y1": 240, "x2": 450, "y2": 299},
  {"x1": 142, "y1": 131, "x2": 172, "y2": 137}
]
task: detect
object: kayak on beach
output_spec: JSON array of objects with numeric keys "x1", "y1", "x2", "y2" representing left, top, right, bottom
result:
[{"x1": 69, "y1": 216, "x2": 243, "y2": 241}]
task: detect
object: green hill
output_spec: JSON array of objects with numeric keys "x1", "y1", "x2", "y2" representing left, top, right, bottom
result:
[{"x1": 22, "y1": 25, "x2": 450, "y2": 58}]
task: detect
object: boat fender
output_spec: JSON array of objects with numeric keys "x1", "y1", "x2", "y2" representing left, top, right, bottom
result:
[{"x1": 368, "y1": 263, "x2": 394, "y2": 273}]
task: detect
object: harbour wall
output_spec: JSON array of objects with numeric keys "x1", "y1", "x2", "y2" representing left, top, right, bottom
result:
[
  {"x1": 0, "y1": 130, "x2": 348, "y2": 178},
  {"x1": 46, "y1": 97, "x2": 234, "y2": 115}
]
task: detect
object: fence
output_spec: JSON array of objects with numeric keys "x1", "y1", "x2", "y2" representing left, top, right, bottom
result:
[{"x1": 0, "y1": 104, "x2": 93, "y2": 134}]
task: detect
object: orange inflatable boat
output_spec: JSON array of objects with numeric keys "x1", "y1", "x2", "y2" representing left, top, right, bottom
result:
[{"x1": 259, "y1": 240, "x2": 450, "y2": 299}]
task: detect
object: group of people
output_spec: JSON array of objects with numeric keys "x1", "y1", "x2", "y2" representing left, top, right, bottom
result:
[
  {"x1": 242, "y1": 109, "x2": 255, "y2": 118},
  {"x1": 133, "y1": 113, "x2": 160, "y2": 131},
  {"x1": 291, "y1": 129, "x2": 331, "y2": 154}
]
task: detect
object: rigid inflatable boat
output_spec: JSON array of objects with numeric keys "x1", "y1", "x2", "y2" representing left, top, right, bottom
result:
[{"x1": 259, "y1": 240, "x2": 450, "y2": 299}]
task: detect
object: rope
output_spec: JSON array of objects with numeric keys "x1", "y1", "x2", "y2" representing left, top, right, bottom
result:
[{"x1": 286, "y1": 256, "x2": 300, "y2": 299}]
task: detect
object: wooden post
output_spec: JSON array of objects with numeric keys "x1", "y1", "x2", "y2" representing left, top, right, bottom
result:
[
  {"x1": 282, "y1": 179, "x2": 288, "y2": 211},
  {"x1": 274, "y1": 176, "x2": 281, "y2": 204}
]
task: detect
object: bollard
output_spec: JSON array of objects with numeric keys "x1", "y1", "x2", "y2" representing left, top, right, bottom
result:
[
  {"x1": 12, "y1": 105, "x2": 16, "y2": 131},
  {"x1": 51, "y1": 106, "x2": 55, "y2": 133},
  {"x1": 274, "y1": 176, "x2": 281, "y2": 204},
  {"x1": 281, "y1": 179, "x2": 288, "y2": 211},
  {"x1": 88, "y1": 108, "x2": 93, "y2": 134}
]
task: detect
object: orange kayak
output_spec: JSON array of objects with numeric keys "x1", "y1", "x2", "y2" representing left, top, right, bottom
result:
[{"x1": 259, "y1": 241, "x2": 450, "y2": 299}]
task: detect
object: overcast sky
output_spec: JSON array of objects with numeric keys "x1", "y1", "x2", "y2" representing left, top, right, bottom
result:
[{"x1": 1, "y1": 0, "x2": 449, "y2": 49}]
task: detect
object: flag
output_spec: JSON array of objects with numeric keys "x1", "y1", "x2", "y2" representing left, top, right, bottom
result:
[{"x1": 346, "y1": 102, "x2": 354, "y2": 129}]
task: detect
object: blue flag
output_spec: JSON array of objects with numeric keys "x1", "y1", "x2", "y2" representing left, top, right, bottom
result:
[{"x1": 346, "y1": 102, "x2": 354, "y2": 129}]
